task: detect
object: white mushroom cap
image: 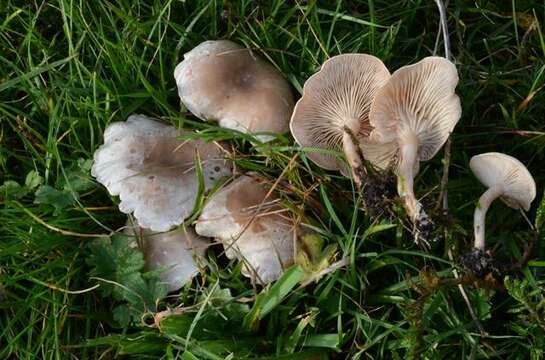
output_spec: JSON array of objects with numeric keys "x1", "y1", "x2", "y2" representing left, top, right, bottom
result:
[
  {"x1": 364, "y1": 56, "x2": 461, "y2": 169},
  {"x1": 194, "y1": 175, "x2": 296, "y2": 284},
  {"x1": 290, "y1": 54, "x2": 390, "y2": 173},
  {"x1": 174, "y1": 40, "x2": 294, "y2": 141},
  {"x1": 470, "y1": 152, "x2": 536, "y2": 211},
  {"x1": 125, "y1": 223, "x2": 209, "y2": 292},
  {"x1": 91, "y1": 114, "x2": 232, "y2": 231}
]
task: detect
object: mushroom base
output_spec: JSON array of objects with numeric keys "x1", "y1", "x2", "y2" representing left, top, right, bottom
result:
[
  {"x1": 459, "y1": 249, "x2": 508, "y2": 278},
  {"x1": 361, "y1": 173, "x2": 396, "y2": 219},
  {"x1": 414, "y1": 211, "x2": 434, "y2": 247}
]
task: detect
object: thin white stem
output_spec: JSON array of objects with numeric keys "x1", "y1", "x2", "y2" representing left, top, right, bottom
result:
[
  {"x1": 342, "y1": 130, "x2": 363, "y2": 187},
  {"x1": 397, "y1": 140, "x2": 420, "y2": 221},
  {"x1": 473, "y1": 184, "x2": 504, "y2": 251},
  {"x1": 434, "y1": 0, "x2": 451, "y2": 60},
  {"x1": 435, "y1": 0, "x2": 453, "y2": 215}
]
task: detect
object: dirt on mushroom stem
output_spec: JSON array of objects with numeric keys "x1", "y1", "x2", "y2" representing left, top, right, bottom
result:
[
  {"x1": 348, "y1": 145, "x2": 436, "y2": 244},
  {"x1": 396, "y1": 133, "x2": 436, "y2": 246},
  {"x1": 339, "y1": 126, "x2": 400, "y2": 219},
  {"x1": 458, "y1": 245, "x2": 534, "y2": 280},
  {"x1": 360, "y1": 167, "x2": 397, "y2": 219}
]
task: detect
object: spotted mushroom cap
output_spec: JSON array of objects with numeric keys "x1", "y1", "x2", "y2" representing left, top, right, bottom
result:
[
  {"x1": 125, "y1": 223, "x2": 209, "y2": 292},
  {"x1": 470, "y1": 152, "x2": 536, "y2": 211},
  {"x1": 290, "y1": 54, "x2": 390, "y2": 172},
  {"x1": 91, "y1": 114, "x2": 232, "y2": 231},
  {"x1": 174, "y1": 40, "x2": 294, "y2": 141},
  {"x1": 194, "y1": 175, "x2": 296, "y2": 284},
  {"x1": 363, "y1": 57, "x2": 461, "y2": 170}
]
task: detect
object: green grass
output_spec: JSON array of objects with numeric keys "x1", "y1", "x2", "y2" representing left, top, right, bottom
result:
[{"x1": 2, "y1": 0, "x2": 545, "y2": 358}]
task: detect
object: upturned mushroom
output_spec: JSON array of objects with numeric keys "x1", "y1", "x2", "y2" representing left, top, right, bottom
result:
[
  {"x1": 174, "y1": 40, "x2": 294, "y2": 141},
  {"x1": 91, "y1": 114, "x2": 232, "y2": 231},
  {"x1": 194, "y1": 175, "x2": 298, "y2": 284},
  {"x1": 125, "y1": 222, "x2": 209, "y2": 291},
  {"x1": 469, "y1": 152, "x2": 536, "y2": 252},
  {"x1": 362, "y1": 57, "x2": 461, "y2": 224},
  {"x1": 290, "y1": 54, "x2": 390, "y2": 184}
]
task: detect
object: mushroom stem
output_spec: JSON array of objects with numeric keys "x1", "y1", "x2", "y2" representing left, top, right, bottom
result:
[
  {"x1": 342, "y1": 128, "x2": 365, "y2": 187},
  {"x1": 473, "y1": 183, "x2": 504, "y2": 251},
  {"x1": 397, "y1": 136, "x2": 420, "y2": 221}
]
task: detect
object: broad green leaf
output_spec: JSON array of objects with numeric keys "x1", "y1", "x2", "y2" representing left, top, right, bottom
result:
[
  {"x1": 61, "y1": 158, "x2": 94, "y2": 192},
  {"x1": 113, "y1": 304, "x2": 132, "y2": 328},
  {"x1": 34, "y1": 185, "x2": 75, "y2": 214},
  {"x1": 0, "y1": 181, "x2": 26, "y2": 201},
  {"x1": 87, "y1": 235, "x2": 167, "y2": 324},
  {"x1": 24, "y1": 170, "x2": 43, "y2": 189}
]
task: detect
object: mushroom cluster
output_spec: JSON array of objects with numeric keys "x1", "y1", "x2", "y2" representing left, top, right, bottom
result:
[
  {"x1": 92, "y1": 38, "x2": 539, "y2": 291},
  {"x1": 291, "y1": 55, "x2": 461, "y2": 236},
  {"x1": 92, "y1": 40, "x2": 301, "y2": 289}
]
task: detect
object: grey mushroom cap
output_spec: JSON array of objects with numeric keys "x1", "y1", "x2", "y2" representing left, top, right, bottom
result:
[
  {"x1": 195, "y1": 175, "x2": 296, "y2": 284},
  {"x1": 91, "y1": 114, "x2": 232, "y2": 231},
  {"x1": 290, "y1": 54, "x2": 390, "y2": 173},
  {"x1": 174, "y1": 40, "x2": 294, "y2": 141},
  {"x1": 470, "y1": 152, "x2": 536, "y2": 211},
  {"x1": 125, "y1": 223, "x2": 209, "y2": 292}
]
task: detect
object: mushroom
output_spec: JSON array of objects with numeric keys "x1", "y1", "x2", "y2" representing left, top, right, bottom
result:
[
  {"x1": 174, "y1": 40, "x2": 294, "y2": 141},
  {"x1": 469, "y1": 152, "x2": 536, "y2": 251},
  {"x1": 362, "y1": 57, "x2": 461, "y2": 223},
  {"x1": 91, "y1": 114, "x2": 232, "y2": 232},
  {"x1": 290, "y1": 54, "x2": 390, "y2": 184},
  {"x1": 125, "y1": 223, "x2": 209, "y2": 292},
  {"x1": 194, "y1": 175, "x2": 297, "y2": 284}
]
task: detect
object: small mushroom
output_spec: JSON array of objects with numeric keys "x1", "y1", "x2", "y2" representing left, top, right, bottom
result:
[
  {"x1": 290, "y1": 54, "x2": 390, "y2": 184},
  {"x1": 363, "y1": 57, "x2": 461, "y2": 223},
  {"x1": 125, "y1": 223, "x2": 209, "y2": 291},
  {"x1": 91, "y1": 114, "x2": 232, "y2": 231},
  {"x1": 194, "y1": 175, "x2": 296, "y2": 284},
  {"x1": 469, "y1": 152, "x2": 536, "y2": 251},
  {"x1": 174, "y1": 40, "x2": 294, "y2": 141}
]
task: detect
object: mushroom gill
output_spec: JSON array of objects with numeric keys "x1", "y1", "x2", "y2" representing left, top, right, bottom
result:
[{"x1": 290, "y1": 54, "x2": 390, "y2": 183}]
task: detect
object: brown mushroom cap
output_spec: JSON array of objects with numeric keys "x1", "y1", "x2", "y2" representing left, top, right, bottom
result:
[
  {"x1": 91, "y1": 115, "x2": 232, "y2": 231},
  {"x1": 125, "y1": 223, "x2": 209, "y2": 292},
  {"x1": 364, "y1": 56, "x2": 461, "y2": 169},
  {"x1": 194, "y1": 175, "x2": 296, "y2": 284},
  {"x1": 470, "y1": 152, "x2": 536, "y2": 211},
  {"x1": 290, "y1": 54, "x2": 390, "y2": 172},
  {"x1": 174, "y1": 40, "x2": 294, "y2": 141}
]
